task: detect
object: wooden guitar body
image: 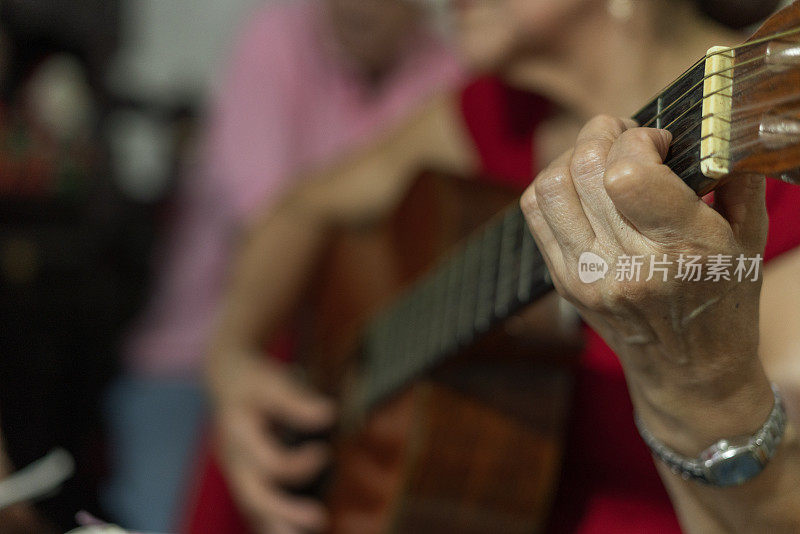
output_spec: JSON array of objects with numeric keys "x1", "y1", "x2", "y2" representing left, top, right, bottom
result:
[{"x1": 298, "y1": 172, "x2": 581, "y2": 534}]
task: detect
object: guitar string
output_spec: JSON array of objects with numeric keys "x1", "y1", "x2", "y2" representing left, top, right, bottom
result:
[
  {"x1": 591, "y1": 65, "x2": 783, "y2": 178},
  {"x1": 680, "y1": 123, "x2": 798, "y2": 176},
  {"x1": 670, "y1": 96, "x2": 800, "y2": 171},
  {"x1": 647, "y1": 55, "x2": 776, "y2": 135},
  {"x1": 668, "y1": 88, "x2": 800, "y2": 173},
  {"x1": 667, "y1": 86, "x2": 800, "y2": 163},
  {"x1": 367, "y1": 128, "x2": 793, "y2": 405},
  {"x1": 645, "y1": 63, "x2": 791, "y2": 155},
  {"x1": 640, "y1": 25, "x2": 800, "y2": 119},
  {"x1": 640, "y1": 54, "x2": 762, "y2": 129},
  {"x1": 677, "y1": 128, "x2": 798, "y2": 184},
  {"x1": 661, "y1": 84, "x2": 800, "y2": 170},
  {"x1": 707, "y1": 26, "x2": 800, "y2": 56},
  {"x1": 638, "y1": 25, "x2": 800, "y2": 127}
]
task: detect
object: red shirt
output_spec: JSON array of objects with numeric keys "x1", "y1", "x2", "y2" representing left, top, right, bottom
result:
[{"x1": 460, "y1": 76, "x2": 800, "y2": 533}]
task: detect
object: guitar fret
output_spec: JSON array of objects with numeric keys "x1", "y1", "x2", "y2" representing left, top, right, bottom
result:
[
  {"x1": 457, "y1": 237, "x2": 482, "y2": 345},
  {"x1": 407, "y1": 282, "x2": 428, "y2": 366},
  {"x1": 385, "y1": 303, "x2": 403, "y2": 364},
  {"x1": 495, "y1": 208, "x2": 523, "y2": 318},
  {"x1": 633, "y1": 61, "x2": 705, "y2": 128},
  {"x1": 426, "y1": 264, "x2": 449, "y2": 364},
  {"x1": 633, "y1": 99, "x2": 659, "y2": 129},
  {"x1": 440, "y1": 251, "x2": 464, "y2": 356},
  {"x1": 376, "y1": 315, "x2": 393, "y2": 362},
  {"x1": 475, "y1": 223, "x2": 502, "y2": 334},
  {"x1": 667, "y1": 119, "x2": 703, "y2": 160},
  {"x1": 395, "y1": 292, "x2": 415, "y2": 366},
  {"x1": 659, "y1": 62, "x2": 706, "y2": 126},
  {"x1": 517, "y1": 227, "x2": 536, "y2": 303},
  {"x1": 363, "y1": 313, "x2": 391, "y2": 406},
  {"x1": 416, "y1": 273, "x2": 436, "y2": 365}
]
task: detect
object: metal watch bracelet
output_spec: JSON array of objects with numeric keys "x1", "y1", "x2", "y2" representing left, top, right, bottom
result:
[{"x1": 634, "y1": 383, "x2": 788, "y2": 487}]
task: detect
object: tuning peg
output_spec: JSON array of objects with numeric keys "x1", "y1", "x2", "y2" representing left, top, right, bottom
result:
[
  {"x1": 759, "y1": 113, "x2": 800, "y2": 150},
  {"x1": 766, "y1": 41, "x2": 800, "y2": 70}
]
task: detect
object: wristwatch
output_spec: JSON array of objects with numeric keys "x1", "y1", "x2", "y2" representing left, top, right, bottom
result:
[{"x1": 634, "y1": 384, "x2": 788, "y2": 487}]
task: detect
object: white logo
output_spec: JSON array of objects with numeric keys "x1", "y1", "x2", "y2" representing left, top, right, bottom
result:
[{"x1": 578, "y1": 252, "x2": 609, "y2": 284}]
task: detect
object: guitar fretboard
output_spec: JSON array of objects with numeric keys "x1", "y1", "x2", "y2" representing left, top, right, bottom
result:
[
  {"x1": 357, "y1": 56, "x2": 716, "y2": 413},
  {"x1": 360, "y1": 207, "x2": 548, "y2": 410},
  {"x1": 634, "y1": 59, "x2": 713, "y2": 193}
]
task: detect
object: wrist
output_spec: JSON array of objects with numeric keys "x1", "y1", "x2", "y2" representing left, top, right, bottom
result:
[
  {"x1": 629, "y1": 359, "x2": 774, "y2": 456},
  {"x1": 635, "y1": 383, "x2": 788, "y2": 487},
  {"x1": 206, "y1": 345, "x2": 262, "y2": 406}
]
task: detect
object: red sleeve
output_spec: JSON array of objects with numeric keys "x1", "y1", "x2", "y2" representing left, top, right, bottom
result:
[
  {"x1": 180, "y1": 446, "x2": 252, "y2": 534},
  {"x1": 764, "y1": 178, "x2": 800, "y2": 262}
]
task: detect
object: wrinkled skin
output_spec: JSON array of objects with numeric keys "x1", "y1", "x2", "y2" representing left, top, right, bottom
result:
[{"x1": 520, "y1": 116, "x2": 774, "y2": 454}]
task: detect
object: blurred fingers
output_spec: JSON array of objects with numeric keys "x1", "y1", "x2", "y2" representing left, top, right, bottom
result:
[
  {"x1": 252, "y1": 367, "x2": 337, "y2": 432},
  {"x1": 223, "y1": 409, "x2": 330, "y2": 486},
  {"x1": 230, "y1": 462, "x2": 328, "y2": 534}
]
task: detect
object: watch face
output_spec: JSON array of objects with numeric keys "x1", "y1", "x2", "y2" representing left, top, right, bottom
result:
[{"x1": 706, "y1": 448, "x2": 764, "y2": 486}]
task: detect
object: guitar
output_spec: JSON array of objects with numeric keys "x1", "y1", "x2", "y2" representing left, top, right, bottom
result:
[{"x1": 296, "y1": 4, "x2": 800, "y2": 533}]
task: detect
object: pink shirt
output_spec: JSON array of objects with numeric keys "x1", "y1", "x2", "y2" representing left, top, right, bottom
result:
[{"x1": 123, "y1": 1, "x2": 463, "y2": 377}]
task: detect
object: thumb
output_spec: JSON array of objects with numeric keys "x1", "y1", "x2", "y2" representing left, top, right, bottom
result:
[
  {"x1": 258, "y1": 369, "x2": 337, "y2": 431},
  {"x1": 711, "y1": 173, "x2": 768, "y2": 254}
]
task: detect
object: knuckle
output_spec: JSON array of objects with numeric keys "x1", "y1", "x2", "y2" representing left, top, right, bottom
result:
[
  {"x1": 603, "y1": 160, "x2": 644, "y2": 193},
  {"x1": 630, "y1": 128, "x2": 655, "y2": 145},
  {"x1": 604, "y1": 279, "x2": 660, "y2": 309},
  {"x1": 603, "y1": 283, "x2": 634, "y2": 309},
  {"x1": 519, "y1": 186, "x2": 538, "y2": 215},
  {"x1": 571, "y1": 140, "x2": 608, "y2": 178},
  {"x1": 587, "y1": 114, "x2": 627, "y2": 134},
  {"x1": 533, "y1": 169, "x2": 569, "y2": 202},
  {"x1": 519, "y1": 185, "x2": 536, "y2": 213},
  {"x1": 570, "y1": 282, "x2": 605, "y2": 310}
]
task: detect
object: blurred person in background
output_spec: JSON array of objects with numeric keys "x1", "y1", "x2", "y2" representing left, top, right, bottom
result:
[
  {"x1": 197, "y1": 0, "x2": 800, "y2": 533},
  {"x1": 0, "y1": 2, "x2": 133, "y2": 530},
  {"x1": 105, "y1": 0, "x2": 462, "y2": 531}
]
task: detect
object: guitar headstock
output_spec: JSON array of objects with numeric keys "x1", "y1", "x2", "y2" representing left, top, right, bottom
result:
[{"x1": 720, "y1": 1, "x2": 800, "y2": 183}]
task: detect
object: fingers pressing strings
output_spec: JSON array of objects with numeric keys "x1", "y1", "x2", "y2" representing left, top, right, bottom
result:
[{"x1": 568, "y1": 116, "x2": 638, "y2": 235}]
